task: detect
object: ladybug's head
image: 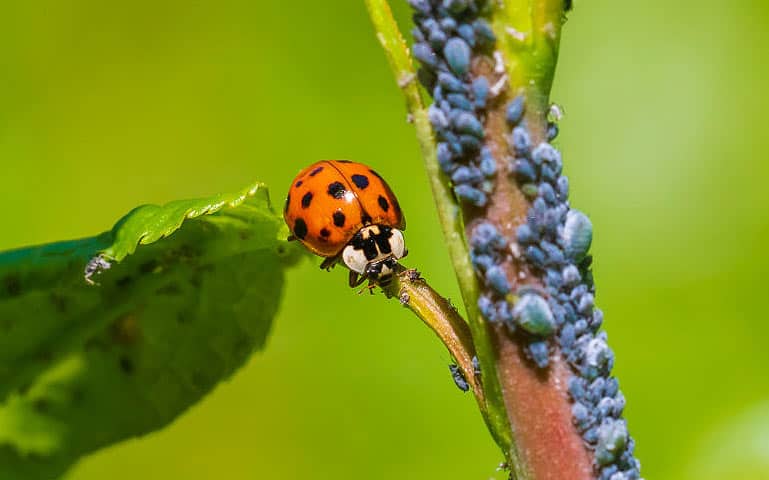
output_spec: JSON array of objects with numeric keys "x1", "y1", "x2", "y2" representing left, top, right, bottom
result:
[{"x1": 342, "y1": 225, "x2": 406, "y2": 284}]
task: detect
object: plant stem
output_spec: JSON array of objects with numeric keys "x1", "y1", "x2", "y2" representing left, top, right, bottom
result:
[
  {"x1": 365, "y1": 0, "x2": 512, "y2": 451},
  {"x1": 382, "y1": 266, "x2": 482, "y2": 403},
  {"x1": 367, "y1": 1, "x2": 598, "y2": 479}
]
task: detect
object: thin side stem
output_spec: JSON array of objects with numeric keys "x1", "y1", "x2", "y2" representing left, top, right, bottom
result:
[{"x1": 382, "y1": 266, "x2": 482, "y2": 404}]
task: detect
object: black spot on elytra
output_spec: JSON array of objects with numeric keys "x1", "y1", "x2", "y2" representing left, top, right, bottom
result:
[
  {"x1": 295, "y1": 180, "x2": 303, "y2": 187},
  {"x1": 351, "y1": 174, "x2": 369, "y2": 189},
  {"x1": 320, "y1": 228, "x2": 331, "y2": 238},
  {"x1": 294, "y1": 218, "x2": 308, "y2": 239},
  {"x1": 327, "y1": 182, "x2": 346, "y2": 199},
  {"x1": 378, "y1": 195, "x2": 390, "y2": 212},
  {"x1": 301, "y1": 191, "x2": 313, "y2": 208},
  {"x1": 310, "y1": 166, "x2": 324, "y2": 176},
  {"x1": 284, "y1": 194, "x2": 290, "y2": 213},
  {"x1": 333, "y1": 211, "x2": 346, "y2": 227},
  {"x1": 119, "y1": 356, "x2": 134, "y2": 374},
  {"x1": 361, "y1": 213, "x2": 372, "y2": 225}
]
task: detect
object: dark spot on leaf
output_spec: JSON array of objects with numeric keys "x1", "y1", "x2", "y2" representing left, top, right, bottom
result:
[
  {"x1": 378, "y1": 195, "x2": 390, "y2": 212},
  {"x1": 327, "y1": 182, "x2": 347, "y2": 199},
  {"x1": 333, "y1": 211, "x2": 346, "y2": 227},
  {"x1": 301, "y1": 191, "x2": 313, "y2": 208},
  {"x1": 177, "y1": 311, "x2": 192, "y2": 324},
  {"x1": 294, "y1": 218, "x2": 308, "y2": 239},
  {"x1": 156, "y1": 283, "x2": 181, "y2": 295},
  {"x1": 49, "y1": 293, "x2": 68, "y2": 313},
  {"x1": 310, "y1": 166, "x2": 324, "y2": 176},
  {"x1": 139, "y1": 259, "x2": 159, "y2": 274},
  {"x1": 116, "y1": 275, "x2": 133, "y2": 288},
  {"x1": 33, "y1": 399, "x2": 49, "y2": 413},
  {"x1": 320, "y1": 228, "x2": 331, "y2": 237},
  {"x1": 111, "y1": 314, "x2": 141, "y2": 345},
  {"x1": 351, "y1": 174, "x2": 369, "y2": 189},
  {"x1": 119, "y1": 356, "x2": 134, "y2": 374},
  {"x1": 71, "y1": 388, "x2": 84, "y2": 404},
  {"x1": 4, "y1": 274, "x2": 21, "y2": 297}
]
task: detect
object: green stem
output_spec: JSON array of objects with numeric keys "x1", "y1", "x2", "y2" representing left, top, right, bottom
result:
[
  {"x1": 382, "y1": 266, "x2": 482, "y2": 403},
  {"x1": 365, "y1": 0, "x2": 511, "y2": 452}
]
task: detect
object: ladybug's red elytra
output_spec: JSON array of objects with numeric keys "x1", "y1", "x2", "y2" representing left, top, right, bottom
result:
[{"x1": 283, "y1": 160, "x2": 407, "y2": 287}]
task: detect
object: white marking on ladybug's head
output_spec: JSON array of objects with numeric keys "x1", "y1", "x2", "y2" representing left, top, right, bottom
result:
[
  {"x1": 388, "y1": 228, "x2": 406, "y2": 260},
  {"x1": 341, "y1": 226, "x2": 407, "y2": 275},
  {"x1": 342, "y1": 244, "x2": 368, "y2": 274}
]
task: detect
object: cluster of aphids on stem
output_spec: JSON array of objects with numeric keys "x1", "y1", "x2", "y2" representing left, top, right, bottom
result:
[{"x1": 408, "y1": 1, "x2": 642, "y2": 478}]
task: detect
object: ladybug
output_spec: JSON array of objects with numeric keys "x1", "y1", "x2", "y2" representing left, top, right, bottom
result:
[{"x1": 284, "y1": 160, "x2": 407, "y2": 287}]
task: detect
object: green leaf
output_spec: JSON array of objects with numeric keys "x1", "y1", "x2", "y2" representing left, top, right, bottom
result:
[{"x1": 0, "y1": 181, "x2": 301, "y2": 479}]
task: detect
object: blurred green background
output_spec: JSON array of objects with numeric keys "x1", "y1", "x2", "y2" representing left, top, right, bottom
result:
[{"x1": 1, "y1": 0, "x2": 768, "y2": 479}]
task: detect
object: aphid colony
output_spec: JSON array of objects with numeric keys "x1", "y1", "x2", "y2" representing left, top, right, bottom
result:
[{"x1": 407, "y1": 1, "x2": 642, "y2": 479}]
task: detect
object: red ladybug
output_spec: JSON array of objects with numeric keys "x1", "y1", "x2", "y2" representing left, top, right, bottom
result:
[{"x1": 283, "y1": 160, "x2": 407, "y2": 287}]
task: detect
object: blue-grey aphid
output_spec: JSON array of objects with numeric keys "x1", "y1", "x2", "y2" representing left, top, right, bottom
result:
[
  {"x1": 513, "y1": 293, "x2": 556, "y2": 336},
  {"x1": 506, "y1": 95, "x2": 525, "y2": 125},
  {"x1": 449, "y1": 364, "x2": 469, "y2": 392},
  {"x1": 562, "y1": 209, "x2": 593, "y2": 261},
  {"x1": 454, "y1": 184, "x2": 487, "y2": 207}
]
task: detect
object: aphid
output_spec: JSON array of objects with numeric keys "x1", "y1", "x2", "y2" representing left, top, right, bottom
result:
[
  {"x1": 453, "y1": 111, "x2": 484, "y2": 138},
  {"x1": 471, "y1": 77, "x2": 489, "y2": 109},
  {"x1": 84, "y1": 254, "x2": 112, "y2": 285},
  {"x1": 513, "y1": 293, "x2": 556, "y2": 336},
  {"x1": 595, "y1": 419, "x2": 628, "y2": 465},
  {"x1": 444, "y1": 37, "x2": 471, "y2": 76},
  {"x1": 506, "y1": 96, "x2": 525, "y2": 125},
  {"x1": 511, "y1": 126, "x2": 531, "y2": 154},
  {"x1": 284, "y1": 160, "x2": 407, "y2": 287},
  {"x1": 449, "y1": 364, "x2": 469, "y2": 392},
  {"x1": 413, "y1": 42, "x2": 438, "y2": 69},
  {"x1": 472, "y1": 19, "x2": 496, "y2": 46},
  {"x1": 457, "y1": 24, "x2": 476, "y2": 47},
  {"x1": 485, "y1": 265, "x2": 511, "y2": 295},
  {"x1": 454, "y1": 184, "x2": 487, "y2": 207},
  {"x1": 528, "y1": 341, "x2": 550, "y2": 368},
  {"x1": 447, "y1": 93, "x2": 473, "y2": 111},
  {"x1": 562, "y1": 209, "x2": 593, "y2": 261}
]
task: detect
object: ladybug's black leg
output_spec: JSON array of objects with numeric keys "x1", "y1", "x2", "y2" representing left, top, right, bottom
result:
[
  {"x1": 349, "y1": 270, "x2": 367, "y2": 288},
  {"x1": 320, "y1": 253, "x2": 341, "y2": 271}
]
